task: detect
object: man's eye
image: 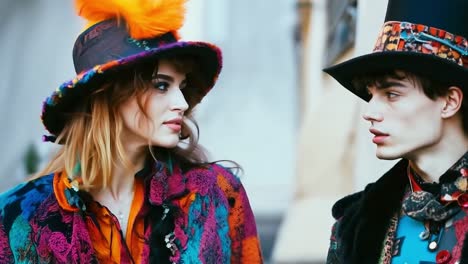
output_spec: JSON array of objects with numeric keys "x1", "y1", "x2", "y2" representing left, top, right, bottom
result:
[{"x1": 386, "y1": 92, "x2": 399, "y2": 99}]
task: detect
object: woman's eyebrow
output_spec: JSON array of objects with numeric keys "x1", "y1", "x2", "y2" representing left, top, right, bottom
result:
[{"x1": 152, "y1": 74, "x2": 174, "y2": 81}]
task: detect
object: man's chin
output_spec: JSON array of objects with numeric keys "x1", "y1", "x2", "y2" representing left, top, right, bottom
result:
[{"x1": 375, "y1": 149, "x2": 402, "y2": 160}]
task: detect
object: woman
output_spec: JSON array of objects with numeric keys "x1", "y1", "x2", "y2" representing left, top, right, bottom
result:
[{"x1": 0, "y1": 0, "x2": 263, "y2": 263}]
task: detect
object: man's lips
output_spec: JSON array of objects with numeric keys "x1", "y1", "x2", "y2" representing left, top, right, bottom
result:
[{"x1": 369, "y1": 128, "x2": 389, "y2": 144}]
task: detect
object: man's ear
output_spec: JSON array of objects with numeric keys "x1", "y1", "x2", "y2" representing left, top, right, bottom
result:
[{"x1": 441, "y1": 86, "x2": 463, "y2": 119}]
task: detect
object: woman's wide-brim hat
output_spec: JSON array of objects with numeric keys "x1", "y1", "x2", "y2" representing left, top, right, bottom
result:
[
  {"x1": 41, "y1": 0, "x2": 222, "y2": 138},
  {"x1": 323, "y1": 0, "x2": 468, "y2": 102}
]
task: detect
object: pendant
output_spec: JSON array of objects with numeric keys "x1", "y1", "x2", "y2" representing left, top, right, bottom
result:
[{"x1": 117, "y1": 211, "x2": 124, "y2": 223}]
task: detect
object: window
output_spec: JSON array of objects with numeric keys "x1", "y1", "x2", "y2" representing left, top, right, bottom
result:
[{"x1": 325, "y1": 0, "x2": 357, "y2": 66}]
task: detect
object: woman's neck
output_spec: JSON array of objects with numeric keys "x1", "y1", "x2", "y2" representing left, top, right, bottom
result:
[{"x1": 100, "y1": 146, "x2": 147, "y2": 200}]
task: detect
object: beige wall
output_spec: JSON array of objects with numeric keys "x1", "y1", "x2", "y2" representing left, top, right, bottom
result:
[{"x1": 273, "y1": 0, "x2": 393, "y2": 262}]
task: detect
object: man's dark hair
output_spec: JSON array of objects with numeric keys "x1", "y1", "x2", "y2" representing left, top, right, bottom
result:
[{"x1": 352, "y1": 70, "x2": 468, "y2": 135}]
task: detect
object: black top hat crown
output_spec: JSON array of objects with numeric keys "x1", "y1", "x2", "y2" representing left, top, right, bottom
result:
[{"x1": 384, "y1": 0, "x2": 467, "y2": 38}]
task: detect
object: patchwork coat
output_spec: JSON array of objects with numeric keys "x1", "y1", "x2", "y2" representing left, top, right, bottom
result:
[{"x1": 0, "y1": 163, "x2": 263, "y2": 264}]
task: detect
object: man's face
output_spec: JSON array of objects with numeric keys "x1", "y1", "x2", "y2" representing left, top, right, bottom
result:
[{"x1": 362, "y1": 72, "x2": 446, "y2": 160}]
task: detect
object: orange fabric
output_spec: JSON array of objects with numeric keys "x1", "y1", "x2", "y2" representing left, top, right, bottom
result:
[
  {"x1": 125, "y1": 177, "x2": 145, "y2": 264},
  {"x1": 178, "y1": 192, "x2": 196, "y2": 214},
  {"x1": 87, "y1": 202, "x2": 122, "y2": 263},
  {"x1": 53, "y1": 172, "x2": 79, "y2": 212},
  {"x1": 87, "y1": 177, "x2": 145, "y2": 263},
  {"x1": 241, "y1": 237, "x2": 263, "y2": 264},
  {"x1": 53, "y1": 172, "x2": 146, "y2": 263}
]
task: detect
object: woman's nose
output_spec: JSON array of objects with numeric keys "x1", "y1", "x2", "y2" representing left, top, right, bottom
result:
[{"x1": 171, "y1": 88, "x2": 189, "y2": 113}]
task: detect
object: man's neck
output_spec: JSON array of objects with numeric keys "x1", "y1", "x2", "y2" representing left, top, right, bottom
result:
[{"x1": 409, "y1": 130, "x2": 468, "y2": 183}]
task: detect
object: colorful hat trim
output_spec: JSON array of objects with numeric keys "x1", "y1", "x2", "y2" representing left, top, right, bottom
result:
[{"x1": 374, "y1": 21, "x2": 468, "y2": 68}]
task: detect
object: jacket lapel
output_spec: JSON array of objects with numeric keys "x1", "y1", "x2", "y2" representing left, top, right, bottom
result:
[{"x1": 338, "y1": 159, "x2": 408, "y2": 263}]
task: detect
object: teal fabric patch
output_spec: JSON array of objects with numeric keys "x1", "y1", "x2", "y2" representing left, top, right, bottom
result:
[
  {"x1": 391, "y1": 215, "x2": 436, "y2": 264},
  {"x1": 215, "y1": 199, "x2": 230, "y2": 263},
  {"x1": 9, "y1": 217, "x2": 37, "y2": 264},
  {"x1": 181, "y1": 194, "x2": 205, "y2": 262}
]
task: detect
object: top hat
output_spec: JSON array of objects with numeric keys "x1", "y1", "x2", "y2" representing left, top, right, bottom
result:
[
  {"x1": 41, "y1": 0, "x2": 222, "y2": 137},
  {"x1": 323, "y1": 0, "x2": 468, "y2": 101}
]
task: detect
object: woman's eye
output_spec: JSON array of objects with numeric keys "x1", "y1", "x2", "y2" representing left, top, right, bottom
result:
[{"x1": 152, "y1": 81, "x2": 169, "y2": 91}]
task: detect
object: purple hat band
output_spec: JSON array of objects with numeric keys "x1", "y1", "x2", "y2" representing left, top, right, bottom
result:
[{"x1": 73, "y1": 20, "x2": 178, "y2": 74}]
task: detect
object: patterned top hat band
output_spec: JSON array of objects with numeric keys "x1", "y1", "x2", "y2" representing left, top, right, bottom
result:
[
  {"x1": 73, "y1": 20, "x2": 178, "y2": 74},
  {"x1": 374, "y1": 21, "x2": 468, "y2": 68}
]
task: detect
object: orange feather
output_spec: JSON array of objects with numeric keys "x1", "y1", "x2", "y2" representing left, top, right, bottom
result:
[{"x1": 74, "y1": 0, "x2": 186, "y2": 39}]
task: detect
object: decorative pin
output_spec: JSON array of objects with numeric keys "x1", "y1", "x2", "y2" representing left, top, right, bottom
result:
[
  {"x1": 164, "y1": 232, "x2": 177, "y2": 255},
  {"x1": 436, "y1": 249, "x2": 452, "y2": 264},
  {"x1": 429, "y1": 241, "x2": 438, "y2": 251},
  {"x1": 428, "y1": 225, "x2": 445, "y2": 252},
  {"x1": 419, "y1": 230, "x2": 430, "y2": 240},
  {"x1": 161, "y1": 204, "x2": 170, "y2": 220}
]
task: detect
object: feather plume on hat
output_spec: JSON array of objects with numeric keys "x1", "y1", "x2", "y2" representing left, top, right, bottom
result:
[{"x1": 74, "y1": 0, "x2": 186, "y2": 39}]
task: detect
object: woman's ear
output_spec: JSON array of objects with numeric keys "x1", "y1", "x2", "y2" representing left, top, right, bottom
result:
[{"x1": 441, "y1": 86, "x2": 463, "y2": 119}]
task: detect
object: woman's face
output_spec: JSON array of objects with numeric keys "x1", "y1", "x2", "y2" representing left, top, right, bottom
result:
[{"x1": 119, "y1": 59, "x2": 189, "y2": 151}]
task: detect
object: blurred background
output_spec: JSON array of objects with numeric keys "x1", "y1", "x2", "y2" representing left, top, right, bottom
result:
[{"x1": 0, "y1": 0, "x2": 400, "y2": 263}]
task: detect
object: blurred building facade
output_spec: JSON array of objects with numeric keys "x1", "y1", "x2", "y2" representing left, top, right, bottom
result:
[{"x1": 273, "y1": 0, "x2": 397, "y2": 262}]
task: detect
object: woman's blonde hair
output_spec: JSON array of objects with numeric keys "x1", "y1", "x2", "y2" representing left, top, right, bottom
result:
[{"x1": 37, "y1": 56, "x2": 209, "y2": 190}]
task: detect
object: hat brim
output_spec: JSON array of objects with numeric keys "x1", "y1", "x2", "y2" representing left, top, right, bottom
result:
[
  {"x1": 323, "y1": 51, "x2": 468, "y2": 101},
  {"x1": 42, "y1": 41, "x2": 222, "y2": 136}
]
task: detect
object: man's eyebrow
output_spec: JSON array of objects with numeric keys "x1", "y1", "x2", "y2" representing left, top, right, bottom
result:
[{"x1": 368, "y1": 80, "x2": 407, "y2": 90}]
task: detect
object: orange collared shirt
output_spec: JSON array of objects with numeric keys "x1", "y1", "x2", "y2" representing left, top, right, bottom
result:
[{"x1": 54, "y1": 172, "x2": 146, "y2": 263}]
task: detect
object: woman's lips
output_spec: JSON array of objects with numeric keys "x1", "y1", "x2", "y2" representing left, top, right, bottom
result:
[
  {"x1": 164, "y1": 123, "x2": 181, "y2": 132},
  {"x1": 163, "y1": 118, "x2": 182, "y2": 132}
]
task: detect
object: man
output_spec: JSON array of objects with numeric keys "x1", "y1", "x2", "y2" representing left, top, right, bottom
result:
[{"x1": 324, "y1": 0, "x2": 468, "y2": 263}]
